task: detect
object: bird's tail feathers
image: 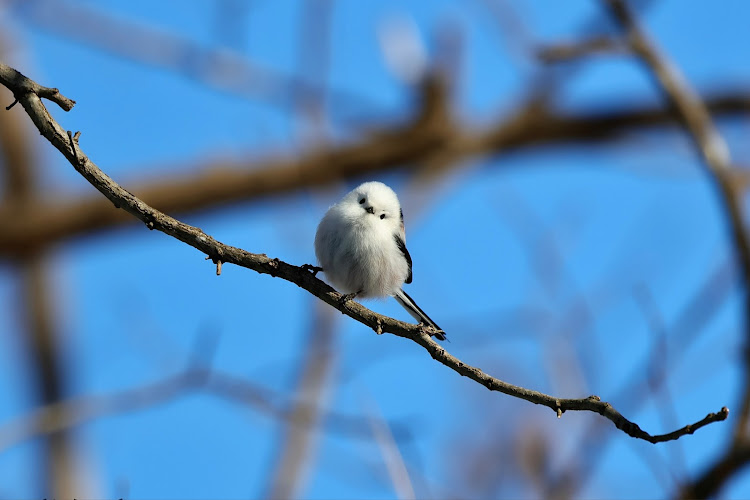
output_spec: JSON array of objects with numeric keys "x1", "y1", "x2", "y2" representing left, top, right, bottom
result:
[{"x1": 394, "y1": 289, "x2": 447, "y2": 341}]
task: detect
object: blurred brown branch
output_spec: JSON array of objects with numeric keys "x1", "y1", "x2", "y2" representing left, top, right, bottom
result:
[
  {"x1": 0, "y1": 365, "x2": 410, "y2": 453},
  {"x1": 11, "y1": 0, "x2": 373, "y2": 113},
  {"x1": 1, "y1": 57, "x2": 78, "y2": 497},
  {"x1": 680, "y1": 444, "x2": 750, "y2": 499},
  {"x1": 1, "y1": 78, "x2": 749, "y2": 256},
  {"x1": 266, "y1": 304, "x2": 337, "y2": 499},
  {"x1": 0, "y1": 62, "x2": 730, "y2": 443},
  {"x1": 600, "y1": 0, "x2": 750, "y2": 495},
  {"x1": 537, "y1": 37, "x2": 627, "y2": 63}
]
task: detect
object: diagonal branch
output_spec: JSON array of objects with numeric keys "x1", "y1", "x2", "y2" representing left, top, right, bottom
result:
[{"x1": 0, "y1": 61, "x2": 729, "y2": 443}]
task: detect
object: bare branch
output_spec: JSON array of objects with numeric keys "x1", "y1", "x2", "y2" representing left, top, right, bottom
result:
[{"x1": 0, "y1": 62, "x2": 729, "y2": 443}]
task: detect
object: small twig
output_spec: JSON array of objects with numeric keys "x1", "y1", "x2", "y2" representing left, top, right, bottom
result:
[
  {"x1": 0, "y1": 62, "x2": 729, "y2": 443},
  {"x1": 204, "y1": 255, "x2": 223, "y2": 275},
  {"x1": 0, "y1": 64, "x2": 75, "y2": 111},
  {"x1": 647, "y1": 407, "x2": 729, "y2": 443},
  {"x1": 66, "y1": 130, "x2": 82, "y2": 165}
]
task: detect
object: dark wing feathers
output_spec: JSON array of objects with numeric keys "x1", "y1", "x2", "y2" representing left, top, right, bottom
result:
[{"x1": 394, "y1": 234, "x2": 413, "y2": 284}]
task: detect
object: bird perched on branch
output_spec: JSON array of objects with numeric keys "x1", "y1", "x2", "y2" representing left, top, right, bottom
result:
[{"x1": 314, "y1": 181, "x2": 446, "y2": 341}]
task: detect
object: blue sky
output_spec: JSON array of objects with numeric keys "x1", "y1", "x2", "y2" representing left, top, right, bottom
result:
[{"x1": 1, "y1": 0, "x2": 749, "y2": 498}]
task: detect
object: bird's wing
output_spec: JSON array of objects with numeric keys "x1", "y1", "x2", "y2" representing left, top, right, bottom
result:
[{"x1": 394, "y1": 233, "x2": 413, "y2": 284}]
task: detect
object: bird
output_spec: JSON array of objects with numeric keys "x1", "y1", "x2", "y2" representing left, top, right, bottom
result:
[{"x1": 314, "y1": 181, "x2": 446, "y2": 341}]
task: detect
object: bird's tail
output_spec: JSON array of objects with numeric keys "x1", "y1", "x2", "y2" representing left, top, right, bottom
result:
[{"x1": 394, "y1": 289, "x2": 446, "y2": 341}]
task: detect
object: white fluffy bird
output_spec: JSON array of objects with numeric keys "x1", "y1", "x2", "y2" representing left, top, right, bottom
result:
[{"x1": 314, "y1": 181, "x2": 446, "y2": 341}]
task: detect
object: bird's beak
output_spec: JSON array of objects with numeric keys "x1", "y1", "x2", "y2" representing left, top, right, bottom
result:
[{"x1": 365, "y1": 206, "x2": 374, "y2": 214}]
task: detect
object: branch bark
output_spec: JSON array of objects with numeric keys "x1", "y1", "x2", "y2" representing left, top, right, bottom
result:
[{"x1": 0, "y1": 61, "x2": 729, "y2": 443}]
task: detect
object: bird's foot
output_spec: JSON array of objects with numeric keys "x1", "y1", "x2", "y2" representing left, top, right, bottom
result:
[
  {"x1": 301, "y1": 264, "x2": 323, "y2": 276},
  {"x1": 419, "y1": 322, "x2": 448, "y2": 342},
  {"x1": 339, "y1": 290, "x2": 361, "y2": 305}
]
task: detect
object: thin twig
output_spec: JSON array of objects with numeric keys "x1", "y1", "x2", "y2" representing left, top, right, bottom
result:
[{"x1": 0, "y1": 61, "x2": 729, "y2": 443}]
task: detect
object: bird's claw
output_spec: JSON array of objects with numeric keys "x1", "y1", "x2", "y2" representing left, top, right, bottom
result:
[
  {"x1": 419, "y1": 322, "x2": 448, "y2": 342},
  {"x1": 339, "y1": 291, "x2": 358, "y2": 304},
  {"x1": 301, "y1": 264, "x2": 323, "y2": 276}
]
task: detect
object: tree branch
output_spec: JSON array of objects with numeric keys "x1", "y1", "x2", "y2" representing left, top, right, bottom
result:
[{"x1": 0, "y1": 61, "x2": 729, "y2": 443}]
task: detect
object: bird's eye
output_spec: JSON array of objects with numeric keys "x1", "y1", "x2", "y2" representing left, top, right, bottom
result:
[
  {"x1": 359, "y1": 198, "x2": 365, "y2": 204},
  {"x1": 380, "y1": 214, "x2": 386, "y2": 220}
]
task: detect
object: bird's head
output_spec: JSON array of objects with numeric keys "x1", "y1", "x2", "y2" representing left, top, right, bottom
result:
[{"x1": 343, "y1": 181, "x2": 403, "y2": 230}]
